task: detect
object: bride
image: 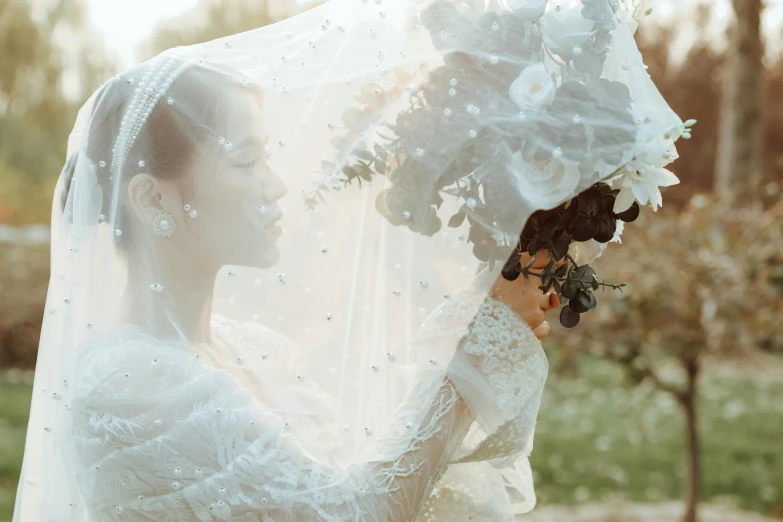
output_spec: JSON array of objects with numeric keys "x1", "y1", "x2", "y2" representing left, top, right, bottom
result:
[
  {"x1": 15, "y1": 57, "x2": 555, "y2": 521},
  {"x1": 14, "y1": 0, "x2": 681, "y2": 520}
]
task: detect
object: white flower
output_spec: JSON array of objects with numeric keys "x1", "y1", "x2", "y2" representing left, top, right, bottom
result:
[
  {"x1": 540, "y1": 3, "x2": 594, "y2": 55},
  {"x1": 613, "y1": 134, "x2": 680, "y2": 213},
  {"x1": 508, "y1": 0, "x2": 548, "y2": 20},
  {"x1": 610, "y1": 220, "x2": 624, "y2": 244},
  {"x1": 568, "y1": 239, "x2": 607, "y2": 266},
  {"x1": 613, "y1": 166, "x2": 679, "y2": 213},
  {"x1": 509, "y1": 151, "x2": 582, "y2": 209},
  {"x1": 509, "y1": 64, "x2": 556, "y2": 111}
]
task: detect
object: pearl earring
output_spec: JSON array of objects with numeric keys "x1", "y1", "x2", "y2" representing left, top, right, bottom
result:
[{"x1": 152, "y1": 211, "x2": 177, "y2": 237}]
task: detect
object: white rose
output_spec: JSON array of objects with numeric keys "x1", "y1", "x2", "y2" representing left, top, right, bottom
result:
[
  {"x1": 540, "y1": 3, "x2": 594, "y2": 55},
  {"x1": 508, "y1": 151, "x2": 582, "y2": 210},
  {"x1": 508, "y1": 0, "x2": 548, "y2": 20},
  {"x1": 509, "y1": 64, "x2": 556, "y2": 111}
]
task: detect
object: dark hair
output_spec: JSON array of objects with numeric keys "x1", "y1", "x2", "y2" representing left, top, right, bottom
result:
[{"x1": 59, "y1": 58, "x2": 245, "y2": 251}]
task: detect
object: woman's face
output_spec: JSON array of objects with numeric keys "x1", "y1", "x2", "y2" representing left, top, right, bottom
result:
[{"x1": 177, "y1": 89, "x2": 287, "y2": 271}]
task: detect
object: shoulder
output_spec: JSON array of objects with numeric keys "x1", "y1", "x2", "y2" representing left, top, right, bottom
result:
[{"x1": 71, "y1": 325, "x2": 213, "y2": 404}]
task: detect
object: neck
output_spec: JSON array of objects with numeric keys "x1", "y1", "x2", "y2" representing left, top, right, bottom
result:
[{"x1": 121, "y1": 245, "x2": 218, "y2": 343}]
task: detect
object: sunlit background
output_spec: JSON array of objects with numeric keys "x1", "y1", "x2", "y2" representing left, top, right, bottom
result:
[{"x1": 0, "y1": 0, "x2": 781, "y2": 521}]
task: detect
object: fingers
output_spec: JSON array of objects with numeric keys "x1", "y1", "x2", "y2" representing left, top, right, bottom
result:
[
  {"x1": 533, "y1": 320, "x2": 551, "y2": 339},
  {"x1": 539, "y1": 291, "x2": 560, "y2": 311},
  {"x1": 520, "y1": 249, "x2": 567, "y2": 270},
  {"x1": 523, "y1": 308, "x2": 547, "y2": 330}
]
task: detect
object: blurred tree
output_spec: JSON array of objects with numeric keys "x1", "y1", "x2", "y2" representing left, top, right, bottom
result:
[
  {"x1": 553, "y1": 183, "x2": 783, "y2": 522},
  {"x1": 0, "y1": 0, "x2": 111, "y2": 224},
  {"x1": 142, "y1": 0, "x2": 278, "y2": 59},
  {"x1": 714, "y1": 0, "x2": 766, "y2": 194}
]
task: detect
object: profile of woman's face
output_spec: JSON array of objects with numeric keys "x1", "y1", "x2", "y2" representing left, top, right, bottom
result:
[{"x1": 177, "y1": 87, "x2": 287, "y2": 271}]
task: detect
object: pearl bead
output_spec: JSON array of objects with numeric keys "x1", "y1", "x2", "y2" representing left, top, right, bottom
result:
[
  {"x1": 392, "y1": 290, "x2": 401, "y2": 296},
  {"x1": 278, "y1": 140, "x2": 286, "y2": 148},
  {"x1": 402, "y1": 211, "x2": 411, "y2": 220},
  {"x1": 364, "y1": 427, "x2": 372, "y2": 436},
  {"x1": 278, "y1": 274, "x2": 287, "y2": 284},
  {"x1": 150, "y1": 283, "x2": 164, "y2": 292},
  {"x1": 449, "y1": 88, "x2": 457, "y2": 96},
  {"x1": 387, "y1": 352, "x2": 396, "y2": 361},
  {"x1": 116, "y1": 506, "x2": 124, "y2": 514},
  {"x1": 138, "y1": 160, "x2": 145, "y2": 168},
  {"x1": 573, "y1": 46, "x2": 583, "y2": 55},
  {"x1": 444, "y1": 108, "x2": 452, "y2": 116},
  {"x1": 469, "y1": 129, "x2": 478, "y2": 138},
  {"x1": 553, "y1": 147, "x2": 563, "y2": 159},
  {"x1": 189, "y1": 209, "x2": 198, "y2": 218},
  {"x1": 492, "y1": 22, "x2": 499, "y2": 31},
  {"x1": 415, "y1": 148, "x2": 425, "y2": 157},
  {"x1": 99, "y1": 161, "x2": 106, "y2": 168},
  {"x1": 466, "y1": 197, "x2": 477, "y2": 209},
  {"x1": 114, "y1": 229, "x2": 122, "y2": 236},
  {"x1": 573, "y1": 114, "x2": 581, "y2": 124},
  {"x1": 321, "y1": 247, "x2": 328, "y2": 253},
  {"x1": 489, "y1": 54, "x2": 499, "y2": 64},
  {"x1": 167, "y1": 97, "x2": 174, "y2": 105},
  {"x1": 467, "y1": 104, "x2": 481, "y2": 115},
  {"x1": 228, "y1": 271, "x2": 237, "y2": 277}
]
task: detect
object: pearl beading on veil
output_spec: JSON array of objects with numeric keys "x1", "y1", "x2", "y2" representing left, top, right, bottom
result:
[{"x1": 111, "y1": 56, "x2": 190, "y2": 170}]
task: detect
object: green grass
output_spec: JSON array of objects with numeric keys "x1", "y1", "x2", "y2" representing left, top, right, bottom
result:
[
  {"x1": 530, "y1": 356, "x2": 783, "y2": 516},
  {"x1": 0, "y1": 373, "x2": 33, "y2": 521},
  {"x1": 0, "y1": 359, "x2": 781, "y2": 520}
]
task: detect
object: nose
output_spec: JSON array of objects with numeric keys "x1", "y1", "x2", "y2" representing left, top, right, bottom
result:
[{"x1": 262, "y1": 167, "x2": 287, "y2": 202}]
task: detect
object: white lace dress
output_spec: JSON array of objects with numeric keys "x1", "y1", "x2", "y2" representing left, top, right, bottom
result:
[{"x1": 68, "y1": 293, "x2": 548, "y2": 521}]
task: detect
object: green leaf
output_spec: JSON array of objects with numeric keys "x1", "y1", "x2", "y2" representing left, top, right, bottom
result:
[
  {"x1": 358, "y1": 163, "x2": 373, "y2": 182},
  {"x1": 354, "y1": 149, "x2": 374, "y2": 162},
  {"x1": 342, "y1": 165, "x2": 358, "y2": 179},
  {"x1": 374, "y1": 158, "x2": 388, "y2": 174},
  {"x1": 448, "y1": 210, "x2": 467, "y2": 228},
  {"x1": 374, "y1": 142, "x2": 387, "y2": 158}
]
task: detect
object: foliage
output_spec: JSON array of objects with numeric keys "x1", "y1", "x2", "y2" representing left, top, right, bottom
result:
[
  {"x1": 0, "y1": 0, "x2": 111, "y2": 224},
  {"x1": 530, "y1": 354, "x2": 783, "y2": 516},
  {"x1": 309, "y1": 0, "x2": 691, "y2": 328},
  {"x1": 0, "y1": 243, "x2": 48, "y2": 369},
  {"x1": 557, "y1": 181, "x2": 783, "y2": 366}
]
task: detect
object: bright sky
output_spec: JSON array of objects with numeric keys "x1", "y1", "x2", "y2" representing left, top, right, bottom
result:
[
  {"x1": 86, "y1": 0, "x2": 782, "y2": 70},
  {"x1": 85, "y1": 0, "x2": 202, "y2": 68}
]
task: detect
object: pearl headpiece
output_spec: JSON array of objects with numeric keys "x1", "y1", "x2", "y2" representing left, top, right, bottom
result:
[{"x1": 111, "y1": 56, "x2": 190, "y2": 169}]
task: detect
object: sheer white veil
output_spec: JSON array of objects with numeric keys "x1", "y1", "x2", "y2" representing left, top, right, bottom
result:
[{"x1": 14, "y1": 0, "x2": 682, "y2": 519}]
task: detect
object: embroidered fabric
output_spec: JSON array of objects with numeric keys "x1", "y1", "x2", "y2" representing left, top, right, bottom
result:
[{"x1": 65, "y1": 292, "x2": 547, "y2": 521}]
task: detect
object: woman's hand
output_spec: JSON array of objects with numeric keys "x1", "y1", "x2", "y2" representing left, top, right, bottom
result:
[{"x1": 490, "y1": 249, "x2": 563, "y2": 339}]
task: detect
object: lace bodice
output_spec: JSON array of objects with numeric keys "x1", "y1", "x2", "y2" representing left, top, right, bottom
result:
[{"x1": 66, "y1": 294, "x2": 547, "y2": 521}]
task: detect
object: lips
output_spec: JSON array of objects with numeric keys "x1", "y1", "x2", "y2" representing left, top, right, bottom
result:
[{"x1": 264, "y1": 209, "x2": 283, "y2": 236}]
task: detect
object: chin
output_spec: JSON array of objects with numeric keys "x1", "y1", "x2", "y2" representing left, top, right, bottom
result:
[{"x1": 255, "y1": 246, "x2": 281, "y2": 269}]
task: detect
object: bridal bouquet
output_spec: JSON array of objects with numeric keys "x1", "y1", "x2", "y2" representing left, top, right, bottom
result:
[{"x1": 311, "y1": 0, "x2": 694, "y2": 327}]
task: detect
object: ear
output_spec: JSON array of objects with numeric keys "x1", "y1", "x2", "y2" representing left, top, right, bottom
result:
[{"x1": 127, "y1": 173, "x2": 180, "y2": 225}]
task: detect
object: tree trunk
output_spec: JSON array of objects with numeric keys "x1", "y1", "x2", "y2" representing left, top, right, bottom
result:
[
  {"x1": 714, "y1": 0, "x2": 765, "y2": 194},
  {"x1": 680, "y1": 362, "x2": 701, "y2": 522}
]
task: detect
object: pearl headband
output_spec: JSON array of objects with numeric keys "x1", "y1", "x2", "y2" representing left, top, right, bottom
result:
[{"x1": 111, "y1": 56, "x2": 190, "y2": 170}]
